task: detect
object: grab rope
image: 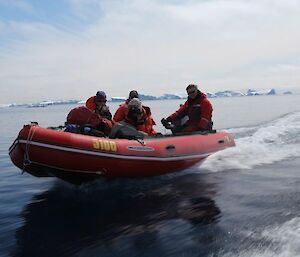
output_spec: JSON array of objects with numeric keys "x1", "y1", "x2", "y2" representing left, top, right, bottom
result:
[
  {"x1": 135, "y1": 137, "x2": 145, "y2": 145},
  {"x1": 23, "y1": 125, "x2": 36, "y2": 171}
]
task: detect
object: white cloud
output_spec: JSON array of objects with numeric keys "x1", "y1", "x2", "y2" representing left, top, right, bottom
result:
[{"x1": 0, "y1": 0, "x2": 300, "y2": 103}]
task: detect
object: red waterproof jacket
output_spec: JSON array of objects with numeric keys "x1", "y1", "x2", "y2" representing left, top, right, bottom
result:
[
  {"x1": 85, "y1": 96, "x2": 97, "y2": 111},
  {"x1": 113, "y1": 99, "x2": 130, "y2": 122},
  {"x1": 66, "y1": 106, "x2": 113, "y2": 135},
  {"x1": 124, "y1": 106, "x2": 156, "y2": 136},
  {"x1": 167, "y1": 91, "x2": 213, "y2": 132},
  {"x1": 86, "y1": 95, "x2": 112, "y2": 119}
]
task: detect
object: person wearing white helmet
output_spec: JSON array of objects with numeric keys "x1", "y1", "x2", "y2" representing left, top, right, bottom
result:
[{"x1": 110, "y1": 97, "x2": 156, "y2": 139}]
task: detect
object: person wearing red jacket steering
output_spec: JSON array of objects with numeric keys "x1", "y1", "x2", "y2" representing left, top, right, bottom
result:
[{"x1": 162, "y1": 84, "x2": 213, "y2": 133}]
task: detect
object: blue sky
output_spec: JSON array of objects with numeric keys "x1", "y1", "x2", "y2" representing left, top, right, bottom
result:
[{"x1": 0, "y1": 0, "x2": 300, "y2": 103}]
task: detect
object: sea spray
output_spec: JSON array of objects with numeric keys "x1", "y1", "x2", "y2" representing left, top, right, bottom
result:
[
  {"x1": 218, "y1": 217, "x2": 300, "y2": 257},
  {"x1": 201, "y1": 112, "x2": 300, "y2": 172}
]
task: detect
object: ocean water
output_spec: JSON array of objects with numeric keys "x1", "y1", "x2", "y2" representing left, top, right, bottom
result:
[{"x1": 1, "y1": 94, "x2": 300, "y2": 257}]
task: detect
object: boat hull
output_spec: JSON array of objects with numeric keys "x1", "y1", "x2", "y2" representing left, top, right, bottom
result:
[{"x1": 9, "y1": 124, "x2": 235, "y2": 184}]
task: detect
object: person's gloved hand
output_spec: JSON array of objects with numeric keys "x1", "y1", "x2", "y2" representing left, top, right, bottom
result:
[
  {"x1": 162, "y1": 117, "x2": 171, "y2": 123},
  {"x1": 161, "y1": 118, "x2": 168, "y2": 126},
  {"x1": 161, "y1": 118, "x2": 173, "y2": 129}
]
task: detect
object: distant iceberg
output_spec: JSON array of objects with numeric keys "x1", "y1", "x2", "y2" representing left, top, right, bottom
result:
[
  {"x1": 0, "y1": 88, "x2": 294, "y2": 108},
  {"x1": 215, "y1": 90, "x2": 244, "y2": 97},
  {"x1": 246, "y1": 89, "x2": 276, "y2": 96},
  {"x1": 0, "y1": 99, "x2": 81, "y2": 109},
  {"x1": 246, "y1": 89, "x2": 260, "y2": 96},
  {"x1": 267, "y1": 89, "x2": 276, "y2": 95},
  {"x1": 206, "y1": 92, "x2": 217, "y2": 98},
  {"x1": 27, "y1": 100, "x2": 54, "y2": 108},
  {"x1": 0, "y1": 104, "x2": 11, "y2": 108},
  {"x1": 158, "y1": 93, "x2": 182, "y2": 100},
  {"x1": 26, "y1": 99, "x2": 80, "y2": 108},
  {"x1": 111, "y1": 97, "x2": 126, "y2": 102},
  {"x1": 139, "y1": 94, "x2": 158, "y2": 101}
]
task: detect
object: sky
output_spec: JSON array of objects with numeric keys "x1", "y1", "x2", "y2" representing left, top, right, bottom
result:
[{"x1": 0, "y1": 0, "x2": 300, "y2": 103}]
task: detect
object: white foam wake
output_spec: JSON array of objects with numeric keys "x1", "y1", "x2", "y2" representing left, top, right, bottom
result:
[
  {"x1": 220, "y1": 217, "x2": 300, "y2": 257},
  {"x1": 201, "y1": 112, "x2": 300, "y2": 172}
]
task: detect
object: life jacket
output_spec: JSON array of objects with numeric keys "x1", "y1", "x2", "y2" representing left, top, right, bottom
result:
[
  {"x1": 113, "y1": 99, "x2": 130, "y2": 122},
  {"x1": 168, "y1": 91, "x2": 213, "y2": 131},
  {"x1": 86, "y1": 96, "x2": 97, "y2": 111},
  {"x1": 86, "y1": 96, "x2": 112, "y2": 120},
  {"x1": 124, "y1": 106, "x2": 156, "y2": 135}
]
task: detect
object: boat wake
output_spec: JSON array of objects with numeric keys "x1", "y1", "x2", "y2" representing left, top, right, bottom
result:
[
  {"x1": 201, "y1": 111, "x2": 300, "y2": 172},
  {"x1": 220, "y1": 217, "x2": 300, "y2": 257}
]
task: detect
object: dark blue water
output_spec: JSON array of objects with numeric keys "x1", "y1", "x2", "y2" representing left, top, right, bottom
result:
[{"x1": 1, "y1": 96, "x2": 300, "y2": 257}]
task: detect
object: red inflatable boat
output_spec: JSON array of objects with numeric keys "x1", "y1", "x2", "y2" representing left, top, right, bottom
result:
[{"x1": 9, "y1": 124, "x2": 235, "y2": 184}]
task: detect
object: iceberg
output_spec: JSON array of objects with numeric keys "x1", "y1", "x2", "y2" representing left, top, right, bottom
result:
[
  {"x1": 0, "y1": 88, "x2": 293, "y2": 108},
  {"x1": 246, "y1": 89, "x2": 260, "y2": 96},
  {"x1": 215, "y1": 90, "x2": 244, "y2": 97},
  {"x1": 246, "y1": 88, "x2": 276, "y2": 96},
  {"x1": 111, "y1": 97, "x2": 126, "y2": 102},
  {"x1": 158, "y1": 94, "x2": 182, "y2": 100}
]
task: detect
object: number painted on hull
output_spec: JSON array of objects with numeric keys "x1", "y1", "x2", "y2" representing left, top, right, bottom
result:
[
  {"x1": 92, "y1": 139, "x2": 117, "y2": 152},
  {"x1": 224, "y1": 135, "x2": 234, "y2": 143}
]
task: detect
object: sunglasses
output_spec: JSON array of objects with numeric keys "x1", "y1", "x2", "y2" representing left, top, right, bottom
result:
[
  {"x1": 96, "y1": 100, "x2": 107, "y2": 104},
  {"x1": 187, "y1": 90, "x2": 196, "y2": 95}
]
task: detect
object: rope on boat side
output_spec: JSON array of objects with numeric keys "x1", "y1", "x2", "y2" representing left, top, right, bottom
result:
[
  {"x1": 135, "y1": 137, "x2": 145, "y2": 145},
  {"x1": 23, "y1": 124, "x2": 36, "y2": 172}
]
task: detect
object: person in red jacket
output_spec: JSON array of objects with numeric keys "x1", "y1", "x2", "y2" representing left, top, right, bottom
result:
[
  {"x1": 126, "y1": 98, "x2": 156, "y2": 135},
  {"x1": 113, "y1": 90, "x2": 139, "y2": 122},
  {"x1": 66, "y1": 91, "x2": 113, "y2": 136},
  {"x1": 162, "y1": 84, "x2": 213, "y2": 133},
  {"x1": 86, "y1": 91, "x2": 112, "y2": 120},
  {"x1": 110, "y1": 98, "x2": 156, "y2": 138}
]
